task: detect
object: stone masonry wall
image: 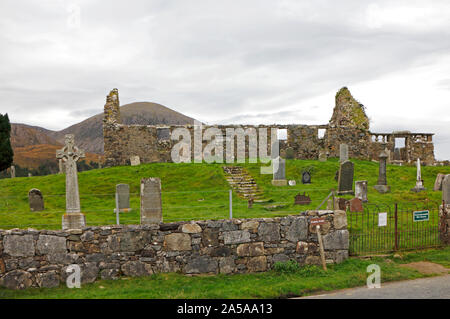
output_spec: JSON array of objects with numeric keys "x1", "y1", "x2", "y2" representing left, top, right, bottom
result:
[{"x1": 0, "y1": 211, "x2": 349, "y2": 290}]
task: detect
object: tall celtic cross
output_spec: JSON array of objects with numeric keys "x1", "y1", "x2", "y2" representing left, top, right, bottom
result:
[{"x1": 56, "y1": 134, "x2": 85, "y2": 214}]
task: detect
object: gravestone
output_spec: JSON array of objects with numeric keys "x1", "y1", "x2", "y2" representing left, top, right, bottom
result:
[
  {"x1": 349, "y1": 198, "x2": 363, "y2": 212},
  {"x1": 294, "y1": 193, "x2": 311, "y2": 205},
  {"x1": 130, "y1": 156, "x2": 141, "y2": 166},
  {"x1": 411, "y1": 158, "x2": 426, "y2": 193},
  {"x1": 28, "y1": 189, "x2": 44, "y2": 212},
  {"x1": 302, "y1": 171, "x2": 311, "y2": 184},
  {"x1": 355, "y1": 181, "x2": 368, "y2": 203},
  {"x1": 374, "y1": 150, "x2": 391, "y2": 193},
  {"x1": 337, "y1": 160, "x2": 354, "y2": 195},
  {"x1": 434, "y1": 173, "x2": 446, "y2": 191},
  {"x1": 271, "y1": 156, "x2": 287, "y2": 186},
  {"x1": 247, "y1": 198, "x2": 254, "y2": 209},
  {"x1": 140, "y1": 177, "x2": 162, "y2": 224},
  {"x1": 285, "y1": 147, "x2": 295, "y2": 160},
  {"x1": 339, "y1": 144, "x2": 349, "y2": 163},
  {"x1": 56, "y1": 134, "x2": 86, "y2": 230},
  {"x1": 116, "y1": 184, "x2": 130, "y2": 212},
  {"x1": 28, "y1": 173, "x2": 32, "y2": 177},
  {"x1": 288, "y1": 180, "x2": 296, "y2": 186},
  {"x1": 443, "y1": 175, "x2": 450, "y2": 205},
  {"x1": 318, "y1": 150, "x2": 327, "y2": 162},
  {"x1": 58, "y1": 159, "x2": 63, "y2": 174},
  {"x1": 10, "y1": 166, "x2": 15, "y2": 178}
]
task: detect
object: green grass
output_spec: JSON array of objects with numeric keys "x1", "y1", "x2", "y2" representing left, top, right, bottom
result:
[
  {"x1": 0, "y1": 158, "x2": 449, "y2": 230},
  {"x1": 1, "y1": 247, "x2": 448, "y2": 299}
]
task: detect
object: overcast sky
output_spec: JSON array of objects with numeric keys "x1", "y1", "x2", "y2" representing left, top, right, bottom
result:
[{"x1": 1, "y1": 0, "x2": 449, "y2": 160}]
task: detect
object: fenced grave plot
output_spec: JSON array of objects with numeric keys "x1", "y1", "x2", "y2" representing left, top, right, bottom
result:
[{"x1": 348, "y1": 201, "x2": 442, "y2": 256}]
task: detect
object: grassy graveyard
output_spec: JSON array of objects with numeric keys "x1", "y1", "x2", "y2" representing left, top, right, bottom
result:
[
  {"x1": 0, "y1": 247, "x2": 448, "y2": 299},
  {"x1": 0, "y1": 158, "x2": 449, "y2": 230}
]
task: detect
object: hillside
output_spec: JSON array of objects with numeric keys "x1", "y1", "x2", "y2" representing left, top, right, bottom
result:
[
  {"x1": 0, "y1": 159, "x2": 448, "y2": 229},
  {"x1": 9, "y1": 101, "x2": 196, "y2": 168},
  {"x1": 13, "y1": 144, "x2": 102, "y2": 169}
]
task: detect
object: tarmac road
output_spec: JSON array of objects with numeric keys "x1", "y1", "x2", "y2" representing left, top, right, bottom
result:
[{"x1": 299, "y1": 275, "x2": 450, "y2": 299}]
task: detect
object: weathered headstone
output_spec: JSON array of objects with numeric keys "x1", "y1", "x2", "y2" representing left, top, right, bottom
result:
[
  {"x1": 327, "y1": 197, "x2": 347, "y2": 210},
  {"x1": 271, "y1": 156, "x2": 287, "y2": 186},
  {"x1": 337, "y1": 160, "x2": 354, "y2": 195},
  {"x1": 318, "y1": 150, "x2": 327, "y2": 162},
  {"x1": 56, "y1": 134, "x2": 86, "y2": 230},
  {"x1": 302, "y1": 171, "x2": 311, "y2": 184},
  {"x1": 28, "y1": 189, "x2": 44, "y2": 212},
  {"x1": 116, "y1": 184, "x2": 130, "y2": 212},
  {"x1": 434, "y1": 173, "x2": 446, "y2": 191},
  {"x1": 374, "y1": 150, "x2": 391, "y2": 193},
  {"x1": 130, "y1": 156, "x2": 141, "y2": 166},
  {"x1": 355, "y1": 180, "x2": 368, "y2": 203},
  {"x1": 140, "y1": 177, "x2": 162, "y2": 224},
  {"x1": 10, "y1": 166, "x2": 15, "y2": 178},
  {"x1": 58, "y1": 159, "x2": 63, "y2": 174},
  {"x1": 28, "y1": 173, "x2": 32, "y2": 177},
  {"x1": 339, "y1": 144, "x2": 349, "y2": 163},
  {"x1": 349, "y1": 198, "x2": 363, "y2": 212},
  {"x1": 443, "y1": 175, "x2": 450, "y2": 205},
  {"x1": 247, "y1": 198, "x2": 254, "y2": 209},
  {"x1": 411, "y1": 158, "x2": 426, "y2": 192},
  {"x1": 294, "y1": 193, "x2": 311, "y2": 205}
]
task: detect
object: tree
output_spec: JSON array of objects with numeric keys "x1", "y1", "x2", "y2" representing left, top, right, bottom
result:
[{"x1": 0, "y1": 113, "x2": 13, "y2": 172}]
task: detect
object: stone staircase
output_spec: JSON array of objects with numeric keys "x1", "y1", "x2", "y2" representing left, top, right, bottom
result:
[{"x1": 222, "y1": 166, "x2": 268, "y2": 203}]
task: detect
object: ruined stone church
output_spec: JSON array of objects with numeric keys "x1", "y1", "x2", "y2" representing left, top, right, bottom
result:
[{"x1": 103, "y1": 87, "x2": 435, "y2": 166}]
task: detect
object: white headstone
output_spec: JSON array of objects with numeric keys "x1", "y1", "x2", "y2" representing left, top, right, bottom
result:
[{"x1": 130, "y1": 156, "x2": 141, "y2": 166}]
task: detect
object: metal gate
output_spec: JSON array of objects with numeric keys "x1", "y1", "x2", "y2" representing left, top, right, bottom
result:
[{"x1": 348, "y1": 201, "x2": 443, "y2": 256}]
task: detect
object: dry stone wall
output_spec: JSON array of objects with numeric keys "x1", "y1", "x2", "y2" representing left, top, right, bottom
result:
[{"x1": 0, "y1": 211, "x2": 349, "y2": 290}]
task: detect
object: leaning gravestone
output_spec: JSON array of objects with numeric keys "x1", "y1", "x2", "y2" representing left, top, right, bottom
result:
[
  {"x1": 271, "y1": 156, "x2": 287, "y2": 186},
  {"x1": 337, "y1": 160, "x2": 354, "y2": 195},
  {"x1": 116, "y1": 184, "x2": 130, "y2": 211},
  {"x1": 130, "y1": 156, "x2": 141, "y2": 166},
  {"x1": 340, "y1": 144, "x2": 349, "y2": 163},
  {"x1": 56, "y1": 134, "x2": 86, "y2": 230},
  {"x1": 355, "y1": 181, "x2": 368, "y2": 203},
  {"x1": 28, "y1": 189, "x2": 44, "y2": 212},
  {"x1": 443, "y1": 175, "x2": 450, "y2": 205},
  {"x1": 140, "y1": 177, "x2": 163, "y2": 224}
]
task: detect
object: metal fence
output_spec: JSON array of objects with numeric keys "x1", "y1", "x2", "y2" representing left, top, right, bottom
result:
[{"x1": 348, "y1": 200, "x2": 443, "y2": 256}]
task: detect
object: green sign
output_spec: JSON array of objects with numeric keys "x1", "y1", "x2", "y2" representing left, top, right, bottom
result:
[{"x1": 413, "y1": 210, "x2": 429, "y2": 222}]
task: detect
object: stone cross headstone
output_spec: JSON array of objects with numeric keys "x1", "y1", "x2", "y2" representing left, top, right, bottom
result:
[
  {"x1": 434, "y1": 173, "x2": 446, "y2": 191},
  {"x1": 355, "y1": 180, "x2": 368, "y2": 203},
  {"x1": 374, "y1": 150, "x2": 391, "y2": 193},
  {"x1": 116, "y1": 184, "x2": 130, "y2": 212},
  {"x1": 302, "y1": 171, "x2": 311, "y2": 184},
  {"x1": 130, "y1": 156, "x2": 141, "y2": 166},
  {"x1": 339, "y1": 144, "x2": 349, "y2": 163},
  {"x1": 411, "y1": 158, "x2": 426, "y2": 192},
  {"x1": 56, "y1": 134, "x2": 86, "y2": 230},
  {"x1": 443, "y1": 175, "x2": 450, "y2": 205},
  {"x1": 337, "y1": 160, "x2": 354, "y2": 195},
  {"x1": 271, "y1": 156, "x2": 287, "y2": 186},
  {"x1": 28, "y1": 188, "x2": 44, "y2": 212},
  {"x1": 140, "y1": 177, "x2": 162, "y2": 224},
  {"x1": 10, "y1": 166, "x2": 15, "y2": 178}
]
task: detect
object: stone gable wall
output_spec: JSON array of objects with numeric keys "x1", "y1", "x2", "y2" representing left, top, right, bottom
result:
[{"x1": 0, "y1": 211, "x2": 349, "y2": 290}]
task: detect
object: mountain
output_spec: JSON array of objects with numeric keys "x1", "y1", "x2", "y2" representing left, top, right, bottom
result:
[{"x1": 10, "y1": 101, "x2": 196, "y2": 168}]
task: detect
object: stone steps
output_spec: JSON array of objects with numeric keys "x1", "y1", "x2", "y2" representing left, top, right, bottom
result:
[{"x1": 222, "y1": 166, "x2": 269, "y2": 202}]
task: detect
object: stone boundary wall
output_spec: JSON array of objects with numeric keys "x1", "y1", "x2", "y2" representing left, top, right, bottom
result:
[{"x1": 0, "y1": 211, "x2": 348, "y2": 290}]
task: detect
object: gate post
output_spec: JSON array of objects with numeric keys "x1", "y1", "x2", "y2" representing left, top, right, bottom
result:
[
  {"x1": 439, "y1": 200, "x2": 449, "y2": 245},
  {"x1": 394, "y1": 203, "x2": 399, "y2": 251}
]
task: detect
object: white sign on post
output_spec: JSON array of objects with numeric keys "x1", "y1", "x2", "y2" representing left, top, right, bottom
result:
[{"x1": 378, "y1": 212, "x2": 387, "y2": 227}]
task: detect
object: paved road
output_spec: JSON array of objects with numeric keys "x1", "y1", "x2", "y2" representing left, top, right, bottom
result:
[{"x1": 299, "y1": 275, "x2": 450, "y2": 299}]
